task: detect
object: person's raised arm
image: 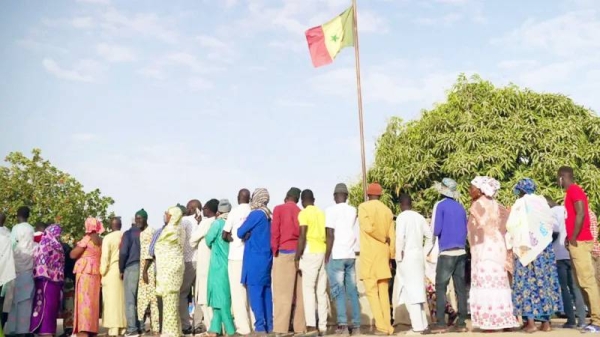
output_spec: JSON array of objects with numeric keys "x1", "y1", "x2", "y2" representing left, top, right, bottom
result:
[
  {"x1": 358, "y1": 204, "x2": 387, "y2": 243},
  {"x1": 222, "y1": 213, "x2": 234, "y2": 242},
  {"x1": 237, "y1": 211, "x2": 260, "y2": 240},
  {"x1": 190, "y1": 219, "x2": 210, "y2": 248},
  {"x1": 70, "y1": 235, "x2": 89, "y2": 260},
  {"x1": 271, "y1": 206, "x2": 281, "y2": 256}
]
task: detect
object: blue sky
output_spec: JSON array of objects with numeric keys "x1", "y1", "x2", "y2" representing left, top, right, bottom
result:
[{"x1": 1, "y1": 0, "x2": 599, "y2": 228}]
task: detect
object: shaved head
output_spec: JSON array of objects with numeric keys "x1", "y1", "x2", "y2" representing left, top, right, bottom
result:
[
  {"x1": 238, "y1": 189, "x2": 251, "y2": 204},
  {"x1": 187, "y1": 199, "x2": 202, "y2": 216}
]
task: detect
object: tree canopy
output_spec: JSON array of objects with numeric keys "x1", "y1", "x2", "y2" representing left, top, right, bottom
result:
[
  {"x1": 350, "y1": 75, "x2": 600, "y2": 217},
  {"x1": 0, "y1": 149, "x2": 114, "y2": 242}
]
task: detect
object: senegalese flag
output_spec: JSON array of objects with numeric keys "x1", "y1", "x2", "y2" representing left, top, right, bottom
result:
[{"x1": 305, "y1": 6, "x2": 354, "y2": 68}]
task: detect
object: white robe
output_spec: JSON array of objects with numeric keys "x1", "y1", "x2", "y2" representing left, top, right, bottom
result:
[
  {"x1": 395, "y1": 210, "x2": 432, "y2": 332},
  {"x1": 395, "y1": 210, "x2": 432, "y2": 305},
  {"x1": 189, "y1": 217, "x2": 214, "y2": 305}
]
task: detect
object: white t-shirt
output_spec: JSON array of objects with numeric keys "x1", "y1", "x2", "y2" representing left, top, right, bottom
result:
[
  {"x1": 223, "y1": 203, "x2": 252, "y2": 261},
  {"x1": 551, "y1": 205, "x2": 570, "y2": 261},
  {"x1": 325, "y1": 202, "x2": 358, "y2": 260}
]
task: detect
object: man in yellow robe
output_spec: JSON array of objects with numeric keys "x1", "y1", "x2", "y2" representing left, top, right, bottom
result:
[
  {"x1": 100, "y1": 218, "x2": 127, "y2": 336},
  {"x1": 358, "y1": 183, "x2": 395, "y2": 335}
]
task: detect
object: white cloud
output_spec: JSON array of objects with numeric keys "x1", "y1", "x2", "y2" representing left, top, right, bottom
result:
[
  {"x1": 138, "y1": 66, "x2": 166, "y2": 80},
  {"x1": 197, "y1": 35, "x2": 227, "y2": 49},
  {"x1": 492, "y1": 11, "x2": 600, "y2": 58},
  {"x1": 17, "y1": 38, "x2": 69, "y2": 54},
  {"x1": 71, "y1": 133, "x2": 98, "y2": 142},
  {"x1": 101, "y1": 8, "x2": 178, "y2": 44},
  {"x1": 358, "y1": 10, "x2": 389, "y2": 33},
  {"x1": 76, "y1": 0, "x2": 110, "y2": 4},
  {"x1": 71, "y1": 17, "x2": 94, "y2": 29},
  {"x1": 268, "y1": 39, "x2": 304, "y2": 53},
  {"x1": 497, "y1": 59, "x2": 538, "y2": 70},
  {"x1": 96, "y1": 43, "x2": 136, "y2": 62},
  {"x1": 188, "y1": 77, "x2": 214, "y2": 91},
  {"x1": 308, "y1": 65, "x2": 461, "y2": 106},
  {"x1": 166, "y1": 52, "x2": 224, "y2": 73},
  {"x1": 43, "y1": 58, "x2": 96, "y2": 82}
]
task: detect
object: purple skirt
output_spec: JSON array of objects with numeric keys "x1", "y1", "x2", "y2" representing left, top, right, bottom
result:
[{"x1": 30, "y1": 279, "x2": 62, "y2": 334}]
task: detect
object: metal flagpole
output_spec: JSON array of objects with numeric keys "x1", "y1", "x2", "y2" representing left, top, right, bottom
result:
[{"x1": 352, "y1": 0, "x2": 368, "y2": 201}]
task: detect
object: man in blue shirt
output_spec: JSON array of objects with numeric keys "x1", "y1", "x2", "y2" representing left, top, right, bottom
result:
[{"x1": 429, "y1": 178, "x2": 468, "y2": 333}]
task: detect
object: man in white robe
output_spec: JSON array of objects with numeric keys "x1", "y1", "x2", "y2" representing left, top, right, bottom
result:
[{"x1": 395, "y1": 194, "x2": 432, "y2": 334}]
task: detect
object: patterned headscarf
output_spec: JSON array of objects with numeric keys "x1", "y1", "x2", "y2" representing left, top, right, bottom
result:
[
  {"x1": 513, "y1": 178, "x2": 537, "y2": 196},
  {"x1": 471, "y1": 176, "x2": 501, "y2": 198},
  {"x1": 167, "y1": 206, "x2": 183, "y2": 226},
  {"x1": 250, "y1": 188, "x2": 272, "y2": 219},
  {"x1": 34, "y1": 224, "x2": 65, "y2": 283},
  {"x1": 84, "y1": 217, "x2": 105, "y2": 234}
]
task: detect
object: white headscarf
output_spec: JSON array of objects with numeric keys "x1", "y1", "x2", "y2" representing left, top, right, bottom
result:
[{"x1": 471, "y1": 176, "x2": 501, "y2": 198}]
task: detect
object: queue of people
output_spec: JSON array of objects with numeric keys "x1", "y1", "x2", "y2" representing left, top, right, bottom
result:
[{"x1": 0, "y1": 165, "x2": 599, "y2": 337}]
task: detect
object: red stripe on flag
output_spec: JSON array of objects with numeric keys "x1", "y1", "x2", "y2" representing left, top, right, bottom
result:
[{"x1": 305, "y1": 25, "x2": 333, "y2": 68}]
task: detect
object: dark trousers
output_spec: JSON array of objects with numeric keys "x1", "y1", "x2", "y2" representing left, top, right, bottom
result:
[
  {"x1": 434, "y1": 254, "x2": 468, "y2": 328},
  {"x1": 557, "y1": 259, "x2": 587, "y2": 326}
]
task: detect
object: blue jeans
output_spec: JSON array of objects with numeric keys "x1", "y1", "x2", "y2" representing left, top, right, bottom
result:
[
  {"x1": 326, "y1": 259, "x2": 361, "y2": 327},
  {"x1": 557, "y1": 259, "x2": 587, "y2": 326},
  {"x1": 124, "y1": 263, "x2": 141, "y2": 333}
]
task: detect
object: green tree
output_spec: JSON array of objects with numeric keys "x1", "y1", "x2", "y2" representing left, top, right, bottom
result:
[
  {"x1": 350, "y1": 75, "x2": 600, "y2": 218},
  {"x1": 0, "y1": 149, "x2": 115, "y2": 242}
]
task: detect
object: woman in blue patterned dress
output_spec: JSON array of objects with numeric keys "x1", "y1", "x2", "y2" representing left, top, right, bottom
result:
[{"x1": 507, "y1": 178, "x2": 563, "y2": 333}]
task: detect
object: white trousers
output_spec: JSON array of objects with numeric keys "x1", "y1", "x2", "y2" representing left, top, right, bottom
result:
[
  {"x1": 407, "y1": 303, "x2": 427, "y2": 333},
  {"x1": 229, "y1": 260, "x2": 254, "y2": 334},
  {"x1": 300, "y1": 252, "x2": 328, "y2": 331}
]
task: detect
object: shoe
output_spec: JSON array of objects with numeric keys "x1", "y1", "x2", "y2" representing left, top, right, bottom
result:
[
  {"x1": 125, "y1": 332, "x2": 140, "y2": 337},
  {"x1": 425, "y1": 325, "x2": 446, "y2": 334},
  {"x1": 335, "y1": 326, "x2": 349, "y2": 336},
  {"x1": 182, "y1": 328, "x2": 194, "y2": 336},
  {"x1": 581, "y1": 324, "x2": 600, "y2": 333},
  {"x1": 563, "y1": 323, "x2": 577, "y2": 329},
  {"x1": 194, "y1": 325, "x2": 207, "y2": 334}
]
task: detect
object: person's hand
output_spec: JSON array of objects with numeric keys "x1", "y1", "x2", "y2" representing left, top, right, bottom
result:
[
  {"x1": 143, "y1": 270, "x2": 149, "y2": 284},
  {"x1": 325, "y1": 254, "x2": 331, "y2": 264},
  {"x1": 120, "y1": 273, "x2": 124, "y2": 280},
  {"x1": 242, "y1": 232, "x2": 251, "y2": 242},
  {"x1": 195, "y1": 213, "x2": 202, "y2": 223},
  {"x1": 221, "y1": 231, "x2": 233, "y2": 242},
  {"x1": 385, "y1": 237, "x2": 390, "y2": 245},
  {"x1": 568, "y1": 238, "x2": 578, "y2": 248},
  {"x1": 295, "y1": 258, "x2": 301, "y2": 276},
  {"x1": 426, "y1": 254, "x2": 434, "y2": 263}
]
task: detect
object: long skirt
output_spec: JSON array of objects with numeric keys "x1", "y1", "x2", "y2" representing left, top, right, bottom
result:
[
  {"x1": 512, "y1": 245, "x2": 563, "y2": 321},
  {"x1": 470, "y1": 244, "x2": 518, "y2": 330},
  {"x1": 30, "y1": 279, "x2": 62, "y2": 334},
  {"x1": 73, "y1": 273, "x2": 101, "y2": 333}
]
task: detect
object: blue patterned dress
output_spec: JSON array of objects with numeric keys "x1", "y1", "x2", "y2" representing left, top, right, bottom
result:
[{"x1": 512, "y1": 244, "x2": 563, "y2": 321}]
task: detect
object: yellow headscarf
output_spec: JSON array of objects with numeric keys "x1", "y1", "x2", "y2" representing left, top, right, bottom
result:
[{"x1": 167, "y1": 206, "x2": 183, "y2": 226}]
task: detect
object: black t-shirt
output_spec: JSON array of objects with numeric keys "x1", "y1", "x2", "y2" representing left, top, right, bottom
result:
[{"x1": 61, "y1": 242, "x2": 76, "y2": 280}]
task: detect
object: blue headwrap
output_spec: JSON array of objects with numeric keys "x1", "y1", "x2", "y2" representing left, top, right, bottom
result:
[{"x1": 513, "y1": 178, "x2": 537, "y2": 195}]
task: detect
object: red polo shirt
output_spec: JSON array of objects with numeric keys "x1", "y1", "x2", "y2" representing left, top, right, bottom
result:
[
  {"x1": 271, "y1": 201, "x2": 301, "y2": 255},
  {"x1": 565, "y1": 184, "x2": 593, "y2": 241}
]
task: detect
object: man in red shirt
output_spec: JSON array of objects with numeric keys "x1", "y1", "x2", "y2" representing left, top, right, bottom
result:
[
  {"x1": 271, "y1": 188, "x2": 306, "y2": 336},
  {"x1": 558, "y1": 166, "x2": 600, "y2": 332}
]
